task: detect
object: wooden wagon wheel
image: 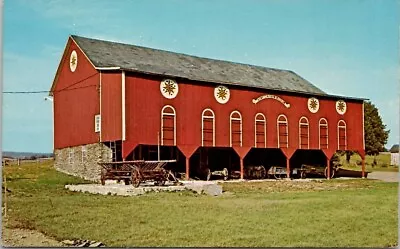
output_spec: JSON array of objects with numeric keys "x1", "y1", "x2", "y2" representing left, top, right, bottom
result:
[
  {"x1": 324, "y1": 167, "x2": 335, "y2": 179},
  {"x1": 222, "y1": 168, "x2": 229, "y2": 181},
  {"x1": 131, "y1": 167, "x2": 141, "y2": 188},
  {"x1": 167, "y1": 170, "x2": 178, "y2": 183},
  {"x1": 100, "y1": 168, "x2": 107, "y2": 185},
  {"x1": 155, "y1": 171, "x2": 167, "y2": 186}
]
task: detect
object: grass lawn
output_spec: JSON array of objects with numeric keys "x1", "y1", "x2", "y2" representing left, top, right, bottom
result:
[
  {"x1": 338, "y1": 153, "x2": 398, "y2": 172},
  {"x1": 2, "y1": 161, "x2": 398, "y2": 247}
]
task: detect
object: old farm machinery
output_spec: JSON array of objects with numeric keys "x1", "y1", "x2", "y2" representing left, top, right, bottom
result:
[
  {"x1": 202, "y1": 165, "x2": 266, "y2": 181},
  {"x1": 98, "y1": 160, "x2": 178, "y2": 187}
]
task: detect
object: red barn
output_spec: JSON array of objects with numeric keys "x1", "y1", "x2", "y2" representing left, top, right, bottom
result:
[{"x1": 50, "y1": 35, "x2": 366, "y2": 181}]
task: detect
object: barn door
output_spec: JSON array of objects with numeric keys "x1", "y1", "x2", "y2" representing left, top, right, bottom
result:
[{"x1": 161, "y1": 105, "x2": 176, "y2": 146}]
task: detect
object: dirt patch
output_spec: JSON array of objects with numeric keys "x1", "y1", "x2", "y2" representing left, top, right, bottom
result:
[
  {"x1": 367, "y1": 172, "x2": 398, "y2": 182},
  {"x1": 222, "y1": 179, "x2": 372, "y2": 193},
  {"x1": 2, "y1": 226, "x2": 63, "y2": 247}
]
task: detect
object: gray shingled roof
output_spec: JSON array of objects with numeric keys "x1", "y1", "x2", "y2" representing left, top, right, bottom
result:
[{"x1": 72, "y1": 35, "x2": 327, "y2": 95}]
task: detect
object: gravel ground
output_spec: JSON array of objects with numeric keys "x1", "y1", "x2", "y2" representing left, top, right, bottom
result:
[
  {"x1": 367, "y1": 172, "x2": 399, "y2": 182},
  {"x1": 2, "y1": 226, "x2": 63, "y2": 247}
]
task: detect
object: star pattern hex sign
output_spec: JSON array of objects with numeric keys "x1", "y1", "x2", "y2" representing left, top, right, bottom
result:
[
  {"x1": 160, "y1": 79, "x2": 178, "y2": 99},
  {"x1": 307, "y1": 97, "x2": 319, "y2": 113},
  {"x1": 69, "y1": 50, "x2": 78, "y2": 72},
  {"x1": 336, "y1": 100, "x2": 347, "y2": 115},
  {"x1": 214, "y1": 85, "x2": 230, "y2": 104}
]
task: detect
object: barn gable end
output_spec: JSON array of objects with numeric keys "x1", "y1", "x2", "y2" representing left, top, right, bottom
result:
[{"x1": 51, "y1": 37, "x2": 101, "y2": 149}]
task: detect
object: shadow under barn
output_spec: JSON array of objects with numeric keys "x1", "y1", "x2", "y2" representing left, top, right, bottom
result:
[{"x1": 190, "y1": 147, "x2": 240, "y2": 180}]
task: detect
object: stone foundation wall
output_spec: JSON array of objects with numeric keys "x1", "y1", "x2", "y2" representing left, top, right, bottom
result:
[{"x1": 54, "y1": 143, "x2": 112, "y2": 182}]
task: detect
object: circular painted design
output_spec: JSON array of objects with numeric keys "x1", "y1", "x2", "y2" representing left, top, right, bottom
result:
[
  {"x1": 307, "y1": 97, "x2": 319, "y2": 113},
  {"x1": 160, "y1": 79, "x2": 179, "y2": 99},
  {"x1": 336, "y1": 100, "x2": 347, "y2": 115},
  {"x1": 69, "y1": 50, "x2": 78, "y2": 72},
  {"x1": 214, "y1": 85, "x2": 230, "y2": 104}
]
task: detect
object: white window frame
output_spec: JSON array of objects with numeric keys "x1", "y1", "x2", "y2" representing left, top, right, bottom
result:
[
  {"x1": 161, "y1": 105, "x2": 176, "y2": 146},
  {"x1": 94, "y1": 114, "x2": 101, "y2": 133},
  {"x1": 201, "y1": 108, "x2": 215, "y2": 147},
  {"x1": 337, "y1": 120, "x2": 347, "y2": 150},
  {"x1": 298, "y1": 116, "x2": 310, "y2": 149},
  {"x1": 319, "y1": 118, "x2": 329, "y2": 149},
  {"x1": 81, "y1": 146, "x2": 87, "y2": 163},
  {"x1": 68, "y1": 147, "x2": 74, "y2": 165},
  {"x1": 230, "y1": 110, "x2": 242, "y2": 147},
  {"x1": 254, "y1": 113, "x2": 266, "y2": 148},
  {"x1": 277, "y1": 114, "x2": 288, "y2": 148}
]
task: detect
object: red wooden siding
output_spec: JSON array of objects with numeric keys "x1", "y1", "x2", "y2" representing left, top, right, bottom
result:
[
  {"x1": 117, "y1": 73, "x2": 364, "y2": 159},
  {"x1": 53, "y1": 38, "x2": 100, "y2": 149},
  {"x1": 100, "y1": 72, "x2": 122, "y2": 142}
]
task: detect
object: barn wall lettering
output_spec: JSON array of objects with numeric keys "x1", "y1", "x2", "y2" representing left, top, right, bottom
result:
[{"x1": 252, "y1": 94, "x2": 291, "y2": 108}]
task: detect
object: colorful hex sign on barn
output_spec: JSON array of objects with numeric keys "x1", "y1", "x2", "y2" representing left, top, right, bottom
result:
[
  {"x1": 336, "y1": 100, "x2": 347, "y2": 115},
  {"x1": 214, "y1": 85, "x2": 230, "y2": 104},
  {"x1": 160, "y1": 79, "x2": 179, "y2": 99},
  {"x1": 69, "y1": 50, "x2": 78, "y2": 72},
  {"x1": 307, "y1": 97, "x2": 319, "y2": 113}
]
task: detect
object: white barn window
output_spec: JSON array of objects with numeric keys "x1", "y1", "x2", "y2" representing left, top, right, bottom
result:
[
  {"x1": 319, "y1": 118, "x2": 328, "y2": 149},
  {"x1": 230, "y1": 111, "x2": 242, "y2": 147},
  {"x1": 338, "y1": 120, "x2": 347, "y2": 150},
  {"x1": 255, "y1": 113, "x2": 266, "y2": 148},
  {"x1": 161, "y1": 105, "x2": 176, "y2": 146},
  {"x1": 81, "y1": 146, "x2": 87, "y2": 163},
  {"x1": 299, "y1": 116, "x2": 309, "y2": 149},
  {"x1": 277, "y1": 114, "x2": 288, "y2": 148},
  {"x1": 69, "y1": 148, "x2": 74, "y2": 165},
  {"x1": 202, "y1": 108, "x2": 215, "y2": 147},
  {"x1": 94, "y1": 114, "x2": 101, "y2": 133}
]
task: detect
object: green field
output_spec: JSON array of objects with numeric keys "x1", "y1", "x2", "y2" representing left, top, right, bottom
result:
[
  {"x1": 2, "y1": 161, "x2": 398, "y2": 247},
  {"x1": 338, "y1": 153, "x2": 398, "y2": 172}
]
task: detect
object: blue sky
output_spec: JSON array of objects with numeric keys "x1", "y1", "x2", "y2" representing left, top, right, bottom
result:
[{"x1": 2, "y1": 0, "x2": 399, "y2": 153}]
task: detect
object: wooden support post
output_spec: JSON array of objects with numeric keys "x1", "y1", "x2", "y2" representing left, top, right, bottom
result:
[
  {"x1": 240, "y1": 158, "x2": 244, "y2": 180},
  {"x1": 185, "y1": 157, "x2": 190, "y2": 180},
  {"x1": 326, "y1": 158, "x2": 331, "y2": 179},
  {"x1": 286, "y1": 157, "x2": 290, "y2": 179},
  {"x1": 361, "y1": 156, "x2": 365, "y2": 178}
]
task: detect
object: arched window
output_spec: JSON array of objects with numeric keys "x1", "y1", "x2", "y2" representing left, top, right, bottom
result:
[
  {"x1": 337, "y1": 120, "x2": 346, "y2": 150},
  {"x1": 202, "y1": 108, "x2": 215, "y2": 147},
  {"x1": 255, "y1": 113, "x2": 266, "y2": 148},
  {"x1": 230, "y1": 111, "x2": 242, "y2": 147},
  {"x1": 299, "y1": 117, "x2": 309, "y2": 149},
  {"x1": 319, "y1": 118, "x2": 328, "y2": 149},
  {"x1": 161, "y1": 105, "x2": 176, "y2": 146},
  {"x1": 277, "y1": 114, "x2": 288, "y2": 148}
]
